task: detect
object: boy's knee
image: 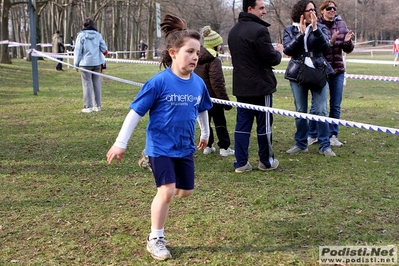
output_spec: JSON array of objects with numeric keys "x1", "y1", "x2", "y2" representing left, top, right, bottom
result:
[
  {"x1": 157, "y1": 185, "x2": 176, "y2": 202},
  {"x1": 176, "y1": 189, "x2": 193, "y2": 198}
]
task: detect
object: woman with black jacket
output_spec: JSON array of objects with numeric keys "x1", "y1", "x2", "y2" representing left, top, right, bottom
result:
[{"x1": 283, "y1": 0, "x2": 336, "y2": 157}]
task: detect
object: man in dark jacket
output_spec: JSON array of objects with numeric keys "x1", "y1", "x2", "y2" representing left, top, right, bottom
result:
[
  {"x1": 139, "y1": 40, "x2": 148, "y2": 58},
  {"x1": 228, "y1": 0, "x2": 283, "y2": 173}
]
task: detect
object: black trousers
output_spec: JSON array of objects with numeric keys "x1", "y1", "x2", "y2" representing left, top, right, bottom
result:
[
  {"x1": 207, "y1": 104, "x2": 231, "y2": 149},
  {"x1": 56, "y1": 58, "x2": 63, "y2": 70}
]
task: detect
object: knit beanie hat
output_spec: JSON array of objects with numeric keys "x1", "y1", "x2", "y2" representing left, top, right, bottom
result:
[{"x1": 202, "y1": 26, "x2": 223, "y2": 49}]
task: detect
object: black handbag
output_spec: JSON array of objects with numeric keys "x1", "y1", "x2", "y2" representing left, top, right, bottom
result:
[
  {"x1": 297, "y1": 58, "x2": 327, "y2": 92},
  {"x1": 298, "y1": 29, "x2": 328, "y2": 92}
]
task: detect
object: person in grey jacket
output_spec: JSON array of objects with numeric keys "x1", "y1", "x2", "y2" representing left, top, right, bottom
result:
[
  {"x1": 74, "y1": 18, "x2": 108, "y2": 113},
  {"x1": 228, "y1": 0, "x2": 283, "y2": 173},
  {"x1": 283, "y1": 0, "x2": 336, "y2": 157}
]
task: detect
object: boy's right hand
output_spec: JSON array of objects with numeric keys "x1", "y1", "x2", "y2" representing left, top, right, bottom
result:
[{"x1": 107, "y1": 145, "x2": 126, "y2": 164}]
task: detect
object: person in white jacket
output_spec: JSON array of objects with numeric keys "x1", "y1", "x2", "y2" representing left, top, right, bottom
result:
[{"x1": 74, "y1": 18, "x2": 108, "y2": 113}]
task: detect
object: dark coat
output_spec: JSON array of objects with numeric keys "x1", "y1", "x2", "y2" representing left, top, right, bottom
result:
[
  {"x1": 318, "y1": 15, "x2": 354, "y2": 74},
  {"x1": 194, "y1": 46, "x2": 231, "y2": 110},
  {"x1": 228, "y1": 12, "x2": 282, "y2": 97},
  {"x1": 283, "y1": 24, "x2": 334, "y2": 82},
  {"x1": 139, "y1": 42, "x2": 148, "y2": 51}
]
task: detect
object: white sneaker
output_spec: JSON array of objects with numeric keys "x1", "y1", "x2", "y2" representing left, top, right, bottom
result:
[
  {"x1": 138, "y1": 149, "x2": 152, "y2": 171},
  {"x1": 146, "y1": 236, "x2": 172, "y2": 261},
  {"x1": 203, "y1": 146, "x2": 216, "y2": 155},
  {"x1": 81, "y1": 108, "x2": 93, "y2": 113},
  {"x1": 258, "y1": 159, "x2": 279, "y2": 171},
  {"x1": 235, "y1": 162, "x2": 252, "y2": 173},
  {"x1": 319, "y1": 148, "x2": 336, "y2": 157},
  {"x1": 220, "y1": 147, "x2": 234, "y2": 156},
  {"x1": 307, "y1": 137, "x2": 318, "y2": 146},
  {"x1": 93, "y1": 106, "x2": 101, "y2": 112},
  {"x1": 330, "y1": 135, "x2": 343, "y2": 147},
  {"x1": 286, "y1": 145, "x2": 308, "y2": 155}
]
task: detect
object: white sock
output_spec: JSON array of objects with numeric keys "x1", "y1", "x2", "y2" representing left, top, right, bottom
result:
[{"x1": 149, "y1": 227, "x2": 164, "y2": 239}]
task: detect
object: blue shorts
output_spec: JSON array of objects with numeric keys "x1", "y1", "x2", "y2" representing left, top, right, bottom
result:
[
  {"x1": 148, "y1": 154, "x2": 195, "y2": 190},
  {"x1": 395, "y1": 52, "x2": 399, "y2": 58}
]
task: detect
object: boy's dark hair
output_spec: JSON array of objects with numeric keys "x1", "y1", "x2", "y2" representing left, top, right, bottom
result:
[
  {"x1": 83, "y1": 18, "x2": 94, "y2": 27},
  {"x1": 291, "y1": 0, "x2": 318, "y2": 23},
  {"x1": 243, "y1": 0, "x2": 257, "y2": 13},
  {"x1": 159, "y1": 14, "x2": 200, "y2": 69}
]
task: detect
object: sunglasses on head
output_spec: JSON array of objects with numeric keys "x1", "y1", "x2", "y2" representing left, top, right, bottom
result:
[{"x1": 326, "y1": 6, "x2": 337, "y2": 11}]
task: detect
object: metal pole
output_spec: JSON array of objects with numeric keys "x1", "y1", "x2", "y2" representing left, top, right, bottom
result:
[{"x1": 29, "y1": 0, "x2": 39, "y2": 95}]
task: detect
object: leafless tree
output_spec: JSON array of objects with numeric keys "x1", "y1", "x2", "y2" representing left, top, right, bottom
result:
[{"x1": 1, "y1": 0, "x2": 399, "y2": 63}]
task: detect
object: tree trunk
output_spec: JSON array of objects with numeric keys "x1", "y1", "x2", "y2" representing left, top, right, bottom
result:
[
  {"x1": 112, "y1": 4, "x2": 118, "y2": 52},
  {"x1": 135, "y1": 3, "x2": 143, "y2": 59},
  {"x1": 125, "y1": 1, "x2": 130, "y2": 56},
  {"x1": 147, "y1": 0, "x2": 155, "y2": 60},
  {"x1": 0, "y1": 0, "x2": 12, "y2": 64},
  {"x1": 64, "y1": 0, "x2": 74, "y2": 46}
]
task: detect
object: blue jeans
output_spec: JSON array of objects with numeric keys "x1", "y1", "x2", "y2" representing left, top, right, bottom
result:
[
  {"x1": 309, "y1": 73, "x2": 344, "y2": 137},
  {"x1": 290, "y1": 81, "x2": 330, "y2": 152},
  {"x1": 234, "y1": 95, "x2": 274, "y2": 168}
]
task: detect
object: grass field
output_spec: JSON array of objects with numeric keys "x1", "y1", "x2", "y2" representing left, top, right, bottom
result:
[{"x1": 1, "y1": 54, "x2": 399, "y2": 266}]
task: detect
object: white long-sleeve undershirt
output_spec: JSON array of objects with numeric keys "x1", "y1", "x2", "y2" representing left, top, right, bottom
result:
[
  {"x1": 197, "y1": 110, "x2": 210, "y2": 141},
  {"x1": 114, "y1": 109, "x2": 142, "y2": 149},
  {"x1": 113, "y1": 109, "x2": 210, "y2": 149}
]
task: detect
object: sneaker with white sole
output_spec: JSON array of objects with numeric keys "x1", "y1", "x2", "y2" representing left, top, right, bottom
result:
[
  {"x1": 203, "y1": 146, "x2": 216, "y2": 155},
  {"x1": 235, "y1": 162, "x2": 252, "y2": 173},
  {"x1": 286, "y1": 145, "x2": 309, "y2": 155},
  {"x1": 146, "y1": 236, "x2": 172, "y2": 261},
  {"x1": 330, "y1": 135, "x2": 343, "y2": 147},
  {"x1": 319, "y1": 148, "x2": 336, "y2": 157},
  {"x1": 81, "y1": 108, "x2": 93, "y2": 113},
  {"x1": 220, "y1": 147, "x2": 234, "y2": 157},
  {"x1": 258, "y1": 159, "x2": 279, "y2": 171},
  {"x1": 93, "y1": 106, "x2": 101, "y2": 112},
  {"x1": 307, "y1": 136, "x2": 318, "y2": 146},
  {"x1": 138, "y1": 149, "x2": 152, "y2": 171}
]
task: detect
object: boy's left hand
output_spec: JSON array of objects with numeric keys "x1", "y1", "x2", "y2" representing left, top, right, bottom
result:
[
  {"x1": 106, "y1": 145, "x2": 126, "y2": 164},
  {"x1": 197, "y1": 139, "x2": 208, "y2": 150}
]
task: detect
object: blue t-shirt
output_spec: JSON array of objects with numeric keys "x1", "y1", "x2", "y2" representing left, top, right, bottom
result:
[{"x1": 130, "y1": 68, "x2": 213, "y2": 158}]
